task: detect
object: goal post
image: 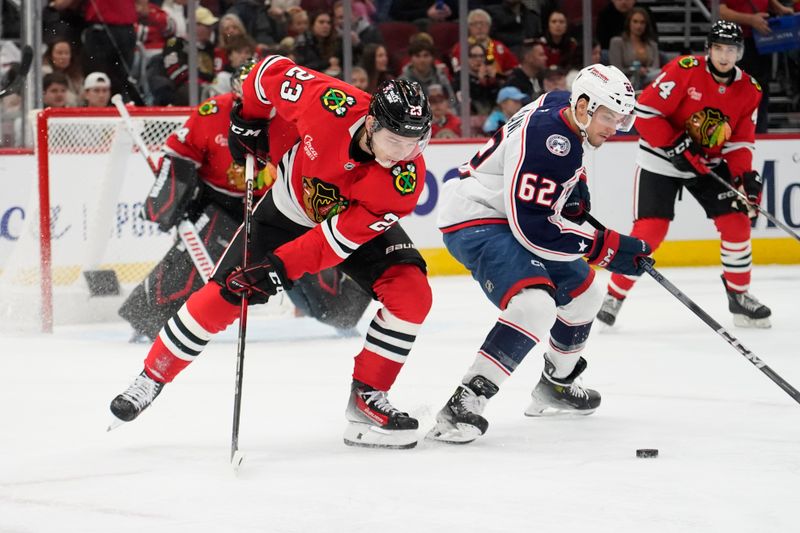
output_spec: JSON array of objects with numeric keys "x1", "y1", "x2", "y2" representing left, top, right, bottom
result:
[{"x1": 2, "y1": 106, "x2": 191, "y2": 332}]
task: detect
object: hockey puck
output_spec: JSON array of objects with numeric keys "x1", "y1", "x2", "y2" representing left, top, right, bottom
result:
[{"x1": 636, "y1": 448, "x2": 658, "y2": 458}]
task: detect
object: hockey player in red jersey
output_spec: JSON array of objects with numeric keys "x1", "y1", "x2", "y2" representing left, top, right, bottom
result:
[
  {"x1": 109, "y1": 56, "x2": 433, "y2": 450},
  {"x1": 597, "y1": 20, "x2": 772, "y2": 329},
  {"x1": 428, "y1": 64, "x2": 651, "y2": 444},
  {"x1": 118, "y1": 61, "x2": 371, "y2": 342}
]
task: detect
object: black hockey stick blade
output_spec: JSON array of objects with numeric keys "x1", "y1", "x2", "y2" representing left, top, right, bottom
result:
[
  {"x1": 585, "y1": 212, "x2": 800, "y2": 406},
  {"x1": 83, "y1": 269, "x2": 121, "y2": 297},
  {"x1": 0, "y1": 45, "x2": 33, "y2": 99}
]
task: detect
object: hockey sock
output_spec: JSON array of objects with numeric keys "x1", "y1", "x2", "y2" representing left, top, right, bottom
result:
[
  {"x1": 144, "y1": 282, "x2": 239, "y2": 382},
  {"x1": 353, "y1": 264, "x2": 431, "y2": 391},
  {"x1": 355, "y1": 308, "x2": 422, "y2": 391},
  {"x1": 714, "y1": 213, "x2": 752, "y2": 292},
  {"x1": 463, "y1": 288, "x2": 555, "y2": 387},
  {"x1": 546, "y1": 281, "x2": 603, "y2": 378},
  {"x1": 607, "y1": 217, "x2": 669, "y2": 299}
]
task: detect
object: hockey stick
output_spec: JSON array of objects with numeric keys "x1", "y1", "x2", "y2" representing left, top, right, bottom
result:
[
  {"x1": 585, "y1": 212, "x2": 800, "y2": 406},
  {"x1": 706, "y1": 169, "x2": 800, "y2": 244},
  {"x1": 230, "y1": 153, "x2": 255, "y2": 471},
  {"x1": 111, "y1": 94, "x2": 215, "y2": 282},
  {"x1": 0, "y1": 45, "x2": 32, "y2": 99}
]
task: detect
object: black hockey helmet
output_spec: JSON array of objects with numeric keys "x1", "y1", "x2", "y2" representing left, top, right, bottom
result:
[
  {"x1": 231, "y1": 57, "x2": 259, "y2": 97},
  {"x1": 707, "y1": 20, "x2": 744, "y2": 59},
  {"x1": 369, "y1": 79, "x2": 432, "y2": 139}
]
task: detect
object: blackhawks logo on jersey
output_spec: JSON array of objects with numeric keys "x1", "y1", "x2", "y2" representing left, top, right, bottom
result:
[
  {"x1": 198, "y1": 99, "x2": 219, "y2": 116},
  {"x1": 678, "y1": 56, "x2": 699, "y2": 69},
  {"x1": 750, "y1": 76, "x2": 762, "y2": 92},
  {"x1": 390, "y1": 163, "x2": 417, "y2": 196},
  {"x1": 302, "y1": 176, "x2": 349, "y2": 222},
  {"x1": 321, "y1": 88, "x2": 356, "y2": 117},
  {"x1": 685, "y1": 107, "x2": 731, "y2": 148}
]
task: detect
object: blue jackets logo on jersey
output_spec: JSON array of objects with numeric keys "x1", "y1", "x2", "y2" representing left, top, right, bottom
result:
[{"x1": 546, "y1": 134, "x2": 571, "y2": 157}]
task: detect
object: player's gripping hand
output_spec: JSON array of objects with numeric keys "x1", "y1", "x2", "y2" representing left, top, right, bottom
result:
[
  {"x1": 229, "y1": 101, "x2": 269, "y2": 169},
  {"x1": 732, "y1": 170, "x2": 763, "y2": 219},
  {"x1": 663, "y1": 133, "x2": 710, "y2": 176},
  {"x1": 585, "y1": 229, "x2": 652, "y2": 276},
  {"x1": 562, "y1": 177, "x2": 591, "y2": 224},
  {"x1": 225, "y1": 253, "x2": 291, "y2": 304}
]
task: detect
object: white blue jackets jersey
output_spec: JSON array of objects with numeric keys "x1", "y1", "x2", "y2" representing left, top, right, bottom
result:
[{"x1": 437, "y1": 91, "x2": 595, "y2": 262}]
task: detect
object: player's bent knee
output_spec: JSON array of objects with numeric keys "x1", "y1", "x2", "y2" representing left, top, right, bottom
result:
[
  {"x1": 373, "y1": 263, "x2": 431, "y2": 324},
  {"x1": 574, "y1": 277, "x2": 604, "y2": 311},
  {"x1": 504, "y1": 287, "x2": 557, "y2": 336},
  {"x1": 714, "y1": 212, "x2": 751, "y2": 241},
  {"x1": 632, "y1": 217, "x2": 670, "y2": 250}
]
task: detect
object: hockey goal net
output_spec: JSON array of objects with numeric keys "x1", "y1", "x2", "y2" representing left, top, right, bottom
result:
[{"x1": 0, "y1": 106, "x2": 191, "y2": 332}]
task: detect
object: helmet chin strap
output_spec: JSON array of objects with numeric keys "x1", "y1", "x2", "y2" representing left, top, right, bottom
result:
[
  {"x1": 574, "y1": 107, "x2": 598, "y2": 151},
  {"x1": 706, "y1": 55, "x2": 735, "y2": 83}
]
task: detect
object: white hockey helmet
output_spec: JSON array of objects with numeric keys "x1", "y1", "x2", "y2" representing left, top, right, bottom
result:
[{"x1": 569, "y1": 64, "x2": 636, "y2": 133}]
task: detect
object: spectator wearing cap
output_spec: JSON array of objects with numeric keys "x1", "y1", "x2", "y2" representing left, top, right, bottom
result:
[
  {"x1": 482, "y1": 85, "x2": 527, "y2": 135},
  {"x1": 83, "y1": 72, "x2": 112, "y2": 107},
  {"x1": 195, "y1": 7, "x2": 219, "y2": 83},
  {"x1": 428, "y1": 84, "x2": 461, "y2": 138},
  {"x1": 503, "y1": 39, "x2": 547, "y2": 100},
  {"x1": 399, "y1": 38, "x2": 456, "y2": 107}
]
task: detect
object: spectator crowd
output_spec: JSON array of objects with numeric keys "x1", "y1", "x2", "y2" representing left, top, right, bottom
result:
[{"x1": 0, "y1": 0, "x2": 798, "y2": 146}]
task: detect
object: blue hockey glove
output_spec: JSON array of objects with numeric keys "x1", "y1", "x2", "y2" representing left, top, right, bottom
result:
[
  {"x1": 585, "y1": 229, "x2": 652, "y2": 276},
  {"x1": 562, "y1": 178, "x2": 591, "y2": 224}
]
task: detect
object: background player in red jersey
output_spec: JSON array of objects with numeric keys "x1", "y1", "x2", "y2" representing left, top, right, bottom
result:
[
  {"x1": 119, "y1": 62, "x2": 372, "y2": 342},
  {"x1": 109, "y1": 57, "x2": 433, "y2": 450},
  {"x1": 597, "y1": 21, "x2": 772, "y2": 329}
]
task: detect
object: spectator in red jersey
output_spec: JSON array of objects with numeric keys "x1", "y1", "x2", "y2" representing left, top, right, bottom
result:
[
  {"x1": 42, "y1": 72, "x2": 71, "y2": 108},
  {"x1": 214, "y1": 13, "x2": 249, "y2": 72},
  {"x1": 52, "y1": 0, "x2": 142, "y2": 104},
  {"x1": 82, "y1": 71, "x2": 112, "y2": 107},
  {"x1": 451, "y1": 9, "x2": 518, "y2": 75},
  {"x1": 719, "y1": 0, "x2": 794, "y2": 132},
  {"x1": 428, "y1": 83, "x2": 461, "y2": 138},
  {"x1": 135, "y1": 0, "x2": 176, "y2": 62},
  {"x1": 360, "y1": 43, "x2": 394, "y2": 92},
  {"x1": 42, "y1": 38, "x2": 83, "y2": 107},
  {"x1": 538, "y1": 9, "x2": 580, "y2": 73}
]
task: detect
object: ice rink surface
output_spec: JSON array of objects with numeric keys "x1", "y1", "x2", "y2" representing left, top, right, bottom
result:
[{"x1": 1, "y1": 266, "x2": 799, "y2": 533}]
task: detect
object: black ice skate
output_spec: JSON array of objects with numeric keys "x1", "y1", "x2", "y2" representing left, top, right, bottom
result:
[
  {"x1": 108, "y1": 370, "x2": 165, "y2": 430},
  {"x1": 525, "y1": 357, "x2": 601, "y2": 416},
  {"x1": 721, "y1": 276, "x2": 771, "y2": 328},
  {"x1": 596, "y1": 293, "x2": 624, "y2": 327},
  {"x1": 343, "y1": 380, "x2": 419, "y2": 449},
  {"x1": 427, "y1": 375, "x2": 499, "y2": 444}
]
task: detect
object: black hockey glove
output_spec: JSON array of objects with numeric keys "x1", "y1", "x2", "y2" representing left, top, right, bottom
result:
[
  {"x1": 228, "y1": 100, "x2": 269, "y2": 169},
  {"x1": 662, "y1": 133, "x2": 710, "y2": 176},
  {"x1": 731, "y1": 170, "x2": 763, "y2": 220},
  {"x1": 562, "y1": 178, "x2": 591, "y2": 224},
  {"x1": 225, "y1": 253, "x2": 291, "y2": 304},
  {"x1": 585, "y1": 229, "x2": 652, "y2": 276}
]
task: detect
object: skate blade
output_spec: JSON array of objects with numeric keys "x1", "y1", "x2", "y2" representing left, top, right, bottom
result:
[
  {"x1": 107, "y1": 415, "x2": 126, "y2": 432},
  {"x1": 524, "y1": 398, "x2": 596, "y2": 417},
  {"x1": 425, "y1": 422, "x2": 482, "y2": 444},
  {"x1": 231, "y1": 450, "x2": 245, "y2": 473},
  {"x1": 733, "y1": 314, "x2": 771, "y2": 329},
  {"x1": 343, "y1": 422, "x2": 418, "y2": 449}
]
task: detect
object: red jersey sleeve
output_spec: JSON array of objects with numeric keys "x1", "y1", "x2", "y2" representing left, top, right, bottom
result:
[
  {"x1": 723, "y1": 75, "x2": 761, "y2": 179},
  {"x1": 274, "y1": 158, "x2": 426, "y2": 280},
  {"x1": 634, "y1": 56, "x2": 693, "y2": 148}
]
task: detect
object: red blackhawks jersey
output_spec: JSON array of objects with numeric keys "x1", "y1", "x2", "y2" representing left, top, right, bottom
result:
[
  {"x1": 164, "y1": 92, "x2": 298, "y2": 197},
  {"x1": 240, "y1": 55, "x2": 427, "y2": 281},
  {"x1": 634, "y1": 55, "x2": 762, "y2": 181}
]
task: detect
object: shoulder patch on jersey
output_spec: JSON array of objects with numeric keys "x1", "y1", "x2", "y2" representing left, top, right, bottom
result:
[
  {"x1": 545, "y1": 134, "x2": 571, "y2": 157},
  {"x1": 320, "y1": 87, "x2": 356, "y2": 117},
  {"x1": 678, "y1": 56, "x2": 699, "y2": 69},
  {"x1": 749, "y1": 76, "x2": 762, "y2": 92},
  {"x1": 390, "y1": 162, "x2": 417, "y2": 196},
  {"x1": 198, "y1": 99, "x2": 219, "y2": 116}
]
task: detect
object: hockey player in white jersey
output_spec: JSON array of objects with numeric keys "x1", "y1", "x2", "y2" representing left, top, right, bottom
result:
[{"x1": 429, "y1": 64, "x2": 652, "y2": 444}]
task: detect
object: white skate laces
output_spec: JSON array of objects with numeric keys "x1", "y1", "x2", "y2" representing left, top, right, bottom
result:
[
  {"x1": 121, "y1": 373, "x2": 161, "y2": 409},
  {"x1": 568, "y1": 379, "x2": 590, "y2": 400},
  {"x1": 361, "y1": 389, "x2": 400, "y2": 415}
]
